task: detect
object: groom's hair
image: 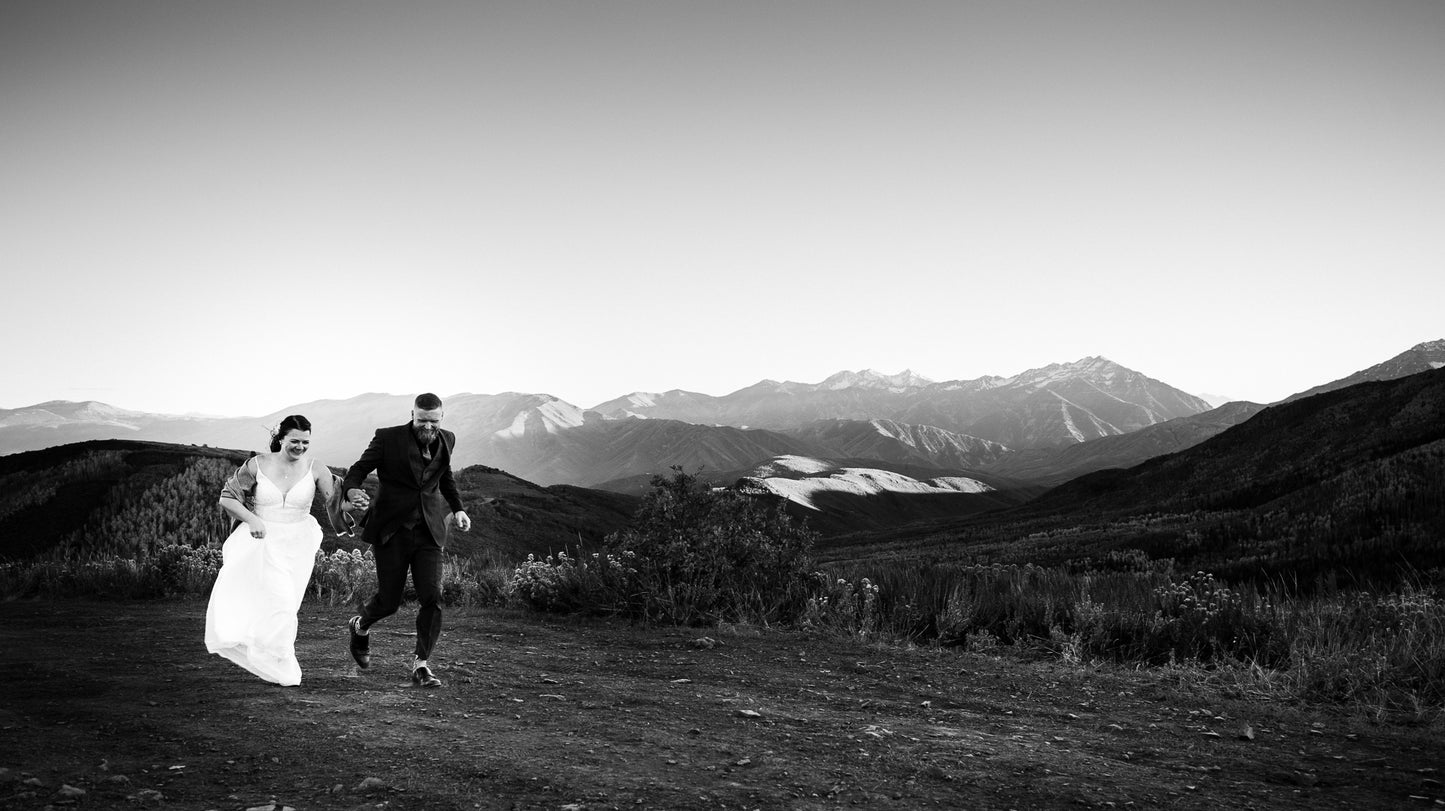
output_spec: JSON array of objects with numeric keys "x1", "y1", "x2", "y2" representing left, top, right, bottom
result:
[{"x1": 414, "y1": 392, "x2": 443, "y2": 410}]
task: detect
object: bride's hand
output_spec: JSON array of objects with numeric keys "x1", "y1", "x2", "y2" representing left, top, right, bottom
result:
[{"x1": 248, "y1": 520, "x2": 266, "y2": 539}]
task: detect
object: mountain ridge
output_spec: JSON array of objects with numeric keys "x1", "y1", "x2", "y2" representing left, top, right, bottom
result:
[
  {"x1": 592, "y1": 357, "x2": 1212, "y2": 449},
  {"x1": 0, "y1": 357, "x2": 1204, "y2": 480},
  {"x1": 5, "y1": 343, "x2": 1440, "y2": 491},
  {"x1": 1284, "y1": 339, "x2": 1445, "y2": 403},
  {"x1": 827, "y1": 367, "x2": 1445, "y2": 588}
]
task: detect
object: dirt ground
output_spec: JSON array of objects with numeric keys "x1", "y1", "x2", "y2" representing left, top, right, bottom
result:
[{"x1": 1, "y1": 600, "x2": 1441, "y2": 811}]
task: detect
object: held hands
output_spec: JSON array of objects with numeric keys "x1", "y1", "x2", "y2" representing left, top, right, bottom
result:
[
  {"x1": 338, "y1": 488, "x2": 464, "y2": 529},
  {"x1": 346, "y1": 488, "x2": 371, "y2": 511}
]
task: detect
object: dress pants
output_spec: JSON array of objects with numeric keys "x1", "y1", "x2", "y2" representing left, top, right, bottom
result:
[{"x1": 358, "y1": 522, "x2": 443, "y2": 660}]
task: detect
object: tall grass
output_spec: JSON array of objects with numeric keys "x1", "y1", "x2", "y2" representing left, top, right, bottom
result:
[
  {"x1": 3, "y1": 534, "x2": 1440, "y2": 718},
  {"x1": 0, "y1": 544, "x2": 223, "y2": 599},
  {"x1": 1282, "y1": 586, "x2": 1445, "y2": 716},
  {"x1": 0, "y1": 544, "x2": 512, "y2": 608},
  {"x1": 812, "y1": 557, "x2": 1443, "y2": 719}
]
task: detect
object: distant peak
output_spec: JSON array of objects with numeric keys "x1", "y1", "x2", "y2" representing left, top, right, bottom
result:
[
  {"x1": 1009, "y1": 356, "x2": 1129, "y2": 386},
  {"x1": 819, "y1": 369, "x2": 933, "y2": 390}
]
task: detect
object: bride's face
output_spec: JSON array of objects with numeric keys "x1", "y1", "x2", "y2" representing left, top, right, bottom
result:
[{"x1": 281, "y1": 430, "x2": 311, "y2": 460}]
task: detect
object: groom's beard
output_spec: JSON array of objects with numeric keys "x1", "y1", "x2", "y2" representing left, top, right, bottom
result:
[{"x1": 414, "y1": 426, "x2": 438, "y2": 443}]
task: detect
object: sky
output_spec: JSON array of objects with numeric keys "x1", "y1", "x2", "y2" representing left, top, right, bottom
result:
[{"x1": 3, "y1": 0, "x2": 1442, "y2": 417}]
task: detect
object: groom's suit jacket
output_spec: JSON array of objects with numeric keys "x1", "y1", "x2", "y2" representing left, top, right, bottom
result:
[{"x1": 343, "y1": 423, "x2": 464, "y2": 548}]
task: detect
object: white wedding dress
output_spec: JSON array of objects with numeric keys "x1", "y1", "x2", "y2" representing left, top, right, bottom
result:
[{"x1": 205, "y1": 460, "x2": 322, "y2": 686}]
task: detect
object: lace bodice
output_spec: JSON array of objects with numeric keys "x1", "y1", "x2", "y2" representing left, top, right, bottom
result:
[{"x1": 253, "y1": 460, "x2": 316, "y2": 523}]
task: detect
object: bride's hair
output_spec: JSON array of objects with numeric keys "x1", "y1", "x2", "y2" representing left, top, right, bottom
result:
[{"x1": 270, "y1": 414, "x2": 312, "y2": 452}]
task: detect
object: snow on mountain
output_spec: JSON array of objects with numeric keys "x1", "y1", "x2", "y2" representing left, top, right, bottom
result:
[
  {"x1": 589, "y1": 389, "x2": 719, "y2": 420},
  {"x1": 739, "y1": 457, "x2": 993, "y2": 510},
  {"x1": 782, "y1": 418, "x2": 1010, "y2": 471},
  {"x1": 1050, "y1": 393, "x2": 1123, "y2": 442},
  {"x1": 492, "y1": 397, "x2": 587, "y2": 438},
  {"x1": 749, "y1": 455, "x2": 836, "y2": 477},
  {"x1": 820, "y1": 369, "x2": 933, "y2": 391},
  {"x1": 591, "y1": 359, "x2": 1211, "y2": 449},
  {"x1": 930, "y1": 476, "x2": 994, "y2": 493},
  {"x1": 868, "y1": 418, "x2": 1007, "y2": 457},
  {"x1": 1008, "y1": 357, "x2": 1153, "y2": 396}
]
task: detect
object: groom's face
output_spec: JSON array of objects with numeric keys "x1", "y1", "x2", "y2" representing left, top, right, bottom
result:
[{"x1": 411, "y1": 408, "x2": 443, "y2": 443}]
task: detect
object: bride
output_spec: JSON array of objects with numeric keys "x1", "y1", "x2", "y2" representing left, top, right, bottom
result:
[{"x1": 206, "y1": 414, "x2": 338, "y2": 686}]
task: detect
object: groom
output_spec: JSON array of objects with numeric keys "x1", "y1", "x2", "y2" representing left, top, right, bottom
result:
[{"x1": 343, "y1": 392, "x2": 470, "y2": 687}]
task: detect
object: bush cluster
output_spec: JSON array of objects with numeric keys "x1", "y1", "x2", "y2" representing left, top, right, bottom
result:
[
  {"x1": 799, "y1": 574, "x2": 881, "y2": 637},
  {"x1": 310, "y1": 547, "x2": 376, "y2": 606},
  {"x1": 510, "y1": 550, "x2": 637, "y2": 615},
  {"x1": 1285, "y1": 586, "x2": 1445, "y2": 714},
  {"x1": 0, "y1": 543, "x2": 221, "y2": 599},
  {"x1": 508, "y1": 469, "x2": 818, "y2": 625},
  {"x1": 142, "y1": 543, "x2": 224, "y2": 598},
  {"x1": 0, "y1": 541, "x2": 509, "y2": 608}
]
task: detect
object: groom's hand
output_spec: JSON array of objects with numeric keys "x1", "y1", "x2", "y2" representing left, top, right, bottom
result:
[
  {"x1": 452, "y1": 511, "x2": 471, "y2": 532},
  {"x1": 347, "y1": 488, "x2": 370, "y2": 509}
]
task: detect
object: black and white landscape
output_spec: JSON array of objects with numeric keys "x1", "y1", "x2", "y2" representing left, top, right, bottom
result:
[{"x1": 2, "y1": 339, "x2": 1441, "y2": 550}]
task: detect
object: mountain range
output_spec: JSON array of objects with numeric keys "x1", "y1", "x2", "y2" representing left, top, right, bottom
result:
[
  {"x1": 5, "y1": 358, "x2": 1441, "y2": 592},
  {"x1": 2, "y1": 343, "x2": 1441, "y2": 499},
  {"x1": 823, "y1": 365, "x2": 1445, "y2": 589},
  {"x1": 592, "y1": 358, "x2": 1211, "y2": 447}
]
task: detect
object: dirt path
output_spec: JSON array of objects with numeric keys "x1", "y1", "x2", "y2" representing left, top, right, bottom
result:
[{"x1": 1, "y1": 600, "x2": 1441, "y2": 810}]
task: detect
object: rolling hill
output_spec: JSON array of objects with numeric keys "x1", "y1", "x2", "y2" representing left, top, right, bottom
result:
[
  {"x1": 0, "y1": 439, "x2": 638, "y2": 565},
  {"x1": 975, "y1": 400, "x2": 1267, "y2": 487},
  {"x1": 824, "y1": 367, "x2": 1445, "y2": 589},
  {"x1": 1284, "y1": 339, "x2": 1445, "y2": 402}
]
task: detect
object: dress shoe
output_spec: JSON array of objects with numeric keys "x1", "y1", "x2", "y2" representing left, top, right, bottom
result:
[
  {"x1": 348, "y1": 615, "x2": 370, "y2": 669},
  {"x1": 411, "y1": 662, "x2": 442, "y2": 688}
]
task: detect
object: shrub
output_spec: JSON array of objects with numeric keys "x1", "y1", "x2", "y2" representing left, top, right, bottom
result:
[
  {"x1": 439, "y1": 552, "x2": 511, "y2": 608},
  {"x1": 1285, "y1": 586, "x2": 1445, "y2": 716},
  {"x1": 603, "y1": 468, "x2": 818, "y2": 625},
  {"x1": 310, "y1": 547, "x2": 376, "y2": 606},
  {"x1": 508, "y1": 469, "x2": 819, "y2": 626},
  {"x1": 312, "y1": 546, "x2": 510, "y2": 608},
  {"x1": 799, "y1": 574, "x2": 882, "y2": 637},
  {"x1": 140, "y1": 543, "x2": 223, "y2": 598},
  {"x1": 509, "y1": 550, "x2": 636, "y2": 614},
  {"x1": 1147, "y1": 570, "x2": 1284, "y2": 665},
  {"x1": 823, "y1": 561, "x2": 1290, "y2": 668}
]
